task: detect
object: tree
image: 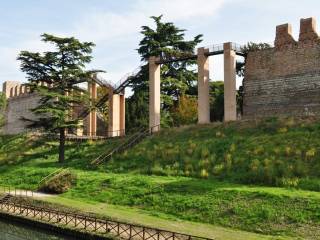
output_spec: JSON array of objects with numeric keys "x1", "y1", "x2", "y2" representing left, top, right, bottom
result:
[
  {"x1": 126, "y1": 15, "x2": 203, "y2": 130},
  {"x1": 18, "y1": 34, "x2": 100, "y2": 163},
  {"x1": 210, "y1": 81, "x2": 224, "y2": 122},
  {"x1": 171, "y1": 94, "x2": 197, "y2": 126}
]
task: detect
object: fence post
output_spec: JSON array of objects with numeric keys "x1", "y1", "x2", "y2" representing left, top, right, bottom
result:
[
  {"x1": 143, "y1": 227, "x2": 145, "y2": 240},
  {"x1": 129, "y1": 225, "x2": 132, "y2": 239}
]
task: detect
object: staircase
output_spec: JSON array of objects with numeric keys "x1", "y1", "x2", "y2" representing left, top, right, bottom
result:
[
  {"x1": 78, "y1": 66, "x2": 142, "y2": 120},
  {"x1": 91, "y1": 126, "x2": 158, "y2": 166}
]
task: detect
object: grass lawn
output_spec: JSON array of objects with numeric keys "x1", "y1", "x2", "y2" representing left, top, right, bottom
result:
[
  {"x1": 40, "y1": 196, "x2": 293, "y2": 240},
  {"x1": 0, "y1": 117, "x2": 320, "y2": 239}
]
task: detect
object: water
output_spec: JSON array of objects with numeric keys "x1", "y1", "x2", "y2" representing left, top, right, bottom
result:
[{"x1": 0, "y1": 219, "x2": 75, "y2": 240}]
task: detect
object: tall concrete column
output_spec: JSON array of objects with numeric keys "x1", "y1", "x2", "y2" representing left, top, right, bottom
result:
[
  {"x1": 224, "y1": 42, "x2": 237, "y2": 122},
  {"x1": 91, "y1": 82, "x2": 97, "y2": 136},
  {"x1": 120, "y1": 92, "x2": 125, "y2": 136},
  {"x1": 108, "y1": 89, "x2": 121, "y2": 137},
  {"x1": 197, "y1": 47, "x2": 210, "y2": 124},
  {"x1": 86, "y1": 82, "x2": 97, "y2": 136},
  {"x1": 149, "y1": 56, "x2": 161, "y2": 132}
]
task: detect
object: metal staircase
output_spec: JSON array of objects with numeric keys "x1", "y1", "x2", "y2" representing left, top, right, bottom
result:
[
  {"x1": 91, "y1": 125, "x2": 159, "y2": 166},
  {"x1": 78, "y1": 65, "x2": 142, "y2": 120}
]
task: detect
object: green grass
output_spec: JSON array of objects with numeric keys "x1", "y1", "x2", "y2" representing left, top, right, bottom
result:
[
  {"x1": 108, "y1": 117, "x2": 320, "y2": 191},
  {"x1": 0, "y1": 117, "x2": 320, "y2": 239},
  {"x1": 40, "y1": 196, "x2": 292, "y2": 240}
]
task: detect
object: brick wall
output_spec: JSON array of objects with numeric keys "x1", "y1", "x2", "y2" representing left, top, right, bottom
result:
[
  {"x1": 243, "y1": 17, "x2": 320, "y2": 118},
  {"x1": 4, "y1": 93, "x2": 41, "y2": 134}
]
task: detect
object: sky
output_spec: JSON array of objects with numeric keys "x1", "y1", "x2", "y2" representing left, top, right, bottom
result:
[{"x1": 0, "y1": 0, "x2": 320, "y2": 90}]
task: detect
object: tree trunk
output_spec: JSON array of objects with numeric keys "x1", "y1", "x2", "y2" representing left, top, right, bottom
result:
[{"x1": 59, "y1": 128, "x2": 65, "y2": 163}]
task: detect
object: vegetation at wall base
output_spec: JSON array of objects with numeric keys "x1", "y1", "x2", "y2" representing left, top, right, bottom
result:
[{"x1": 0, "y1": 116, "x2": 319, "y2": 239}]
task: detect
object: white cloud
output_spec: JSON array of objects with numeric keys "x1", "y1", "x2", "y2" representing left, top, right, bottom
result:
[
  {"x1": 1, "y1": 0, "x2": 227, "y2": 86},
  {"x1": 72, "y1": 0, "x2": 226, "y2": 43},
  {"x1": 137, "y1": 0, "x2": 226, "y2": 21}
]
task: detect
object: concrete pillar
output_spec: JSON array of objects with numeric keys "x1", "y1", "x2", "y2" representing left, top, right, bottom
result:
[
  {"x1": 86, "y1": 82, "x2": 97, "y2": 136},
  {"x1": 91, "y1": 82, "x2": 97, "y2": 136},
  {"x1": 197, "y1": 47, "x2": 210, "y2": 124},
  {"x1": 149, "y1": 56, "x2": 161, "y2": 132},
  {"x1": 120, "y1": 92, "x2": 126, "y2": 136},
  {"x1": 224, "y1": 42, "x2": 237, "y2": 122},
  {"x1": 108, "y1": 90, "x2": 121, "y2": 137}
]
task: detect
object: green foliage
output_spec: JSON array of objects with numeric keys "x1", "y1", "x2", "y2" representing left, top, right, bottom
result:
[
  {"x1": 171, "y1": 95, "x2": 197, "y2": 126},
  {"x1": 38, "y1": 170, "x2": 76, "y2": 194},
  {"x1": 109, "y1": 117, "x2": 320, "y2": 189},
  {"x1": 0, "y1": 92, "x2": 6, "y2": 128},
  {"x1": 126, "y1": 16, "x2": 203, "y2": 130},
  {"x1": 0, "y1": 129, "x2": 319, "y2": 238},
  {"x1": 17, "y1": 33, "x2": 102, "y2": 162},
  {"x1": 210, "y1": 81, "x2": 224, "y2": 121}
]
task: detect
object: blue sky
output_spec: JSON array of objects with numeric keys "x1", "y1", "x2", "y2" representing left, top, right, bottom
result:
[{"x1": 1, "y1": 0, "x2": 320, "y2": 89}]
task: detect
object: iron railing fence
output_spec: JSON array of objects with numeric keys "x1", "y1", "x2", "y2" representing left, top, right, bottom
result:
[
  {"x1": 0, "y1": 199, "x2": 214, "y2": 240},
  {"x1": 0, "y1": 186, "x2": 34, "y2": 198}
]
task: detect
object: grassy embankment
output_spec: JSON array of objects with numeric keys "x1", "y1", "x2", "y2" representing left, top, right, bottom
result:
[{"x1": 0, "y1": 117, "x2": 320, "y2": 239}]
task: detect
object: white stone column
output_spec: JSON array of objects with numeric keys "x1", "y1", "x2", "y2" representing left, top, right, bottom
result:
[
  {"x1": 197, "y1": 47, "x2": 210, "y2": 124},
  {"x1": 149, "y1": 56, "x2": 161, "y2": 132},
  {"x1": 120, "y1": 92, "x2": 126, "y2": 136},
  {"x1": 86, "y1": 82, "x2": 97, "y2": 136},
  {"x1": 91, "y1": 82, "x2": 97, "y2": 136},
  {"x1": 224, "y1": 42, "x2": 237, "y2": 122},
  {"x1": 108, "y1": 90, "x2": 121, "y2": 137}
]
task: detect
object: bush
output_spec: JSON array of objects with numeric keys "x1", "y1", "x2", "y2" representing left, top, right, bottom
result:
[{"x1": 38, "y1": 170, "x2": 76, "y2": 194}]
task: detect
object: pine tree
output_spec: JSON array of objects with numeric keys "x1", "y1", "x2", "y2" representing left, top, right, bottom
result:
[
  {"x1": 18, "y1": 34, "x2": 101, "y2": 163},
  {"x1": 126, "y1": 15, "x2": 203, "y2": 130}
]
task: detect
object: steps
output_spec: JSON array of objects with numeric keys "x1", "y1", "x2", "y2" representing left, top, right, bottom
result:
[{"x1": 91, "y1": 127, "x2": 152, "y2": 166}]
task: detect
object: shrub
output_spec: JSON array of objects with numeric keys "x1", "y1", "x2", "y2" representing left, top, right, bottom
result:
[{"x1": 38, "y1": 170, "x2": 76, "y2": 194}]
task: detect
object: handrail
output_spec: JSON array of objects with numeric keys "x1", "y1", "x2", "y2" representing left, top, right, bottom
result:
[
  {"x1": 92, "y1": 125, "x2": 160, "y2": 166},
  {"x1": 0, "y1": 198, "x2": 214, "y2": 240},
  {"x1": 0, "y1": 185, "x2": 35, "y2": 198},
  {"x1": 37, "y1": 168, "x2": 69, "y2": 188}
]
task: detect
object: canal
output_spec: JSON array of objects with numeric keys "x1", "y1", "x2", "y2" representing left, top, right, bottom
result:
[{"x1": 0, "y1": 219, "x2": 76, "y2": 240}]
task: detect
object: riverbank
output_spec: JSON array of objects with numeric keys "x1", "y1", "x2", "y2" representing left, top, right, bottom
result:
[
  {"x1": 0, "y1": 211, "x2": 110, "y2": 240},
  {"x1": 0, "y1": 194, "x2": 291, "y2": 240}
]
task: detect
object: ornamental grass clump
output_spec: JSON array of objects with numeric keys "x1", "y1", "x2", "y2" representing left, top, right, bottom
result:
[{"x1": 38, "y1": 170, "x2": 76, "y2": 194}]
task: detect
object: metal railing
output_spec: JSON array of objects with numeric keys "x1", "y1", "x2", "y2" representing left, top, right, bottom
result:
[
  {"x1": 1, "y1": 185, "x2": 34, "y2": 198},
  {"x1": 37, "y1": 168, "x2": 69, "y2": 189},
  {"x1": 113, "y1": 64, "x2": 144, "y2": 94},
  {"x1": 92, "y1": 125, "x2": 160, "y2": 166},
  {"x1": 0, "y1": 199, "x2": 213, "y2": 240}
]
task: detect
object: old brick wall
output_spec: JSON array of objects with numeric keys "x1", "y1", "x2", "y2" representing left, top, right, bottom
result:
[
  {"x1": 243, "y1": 18, "x2": 320, "y2": 118},
  {"x1": 4, "y1": 93, "x2": 40, "y2": 134}
]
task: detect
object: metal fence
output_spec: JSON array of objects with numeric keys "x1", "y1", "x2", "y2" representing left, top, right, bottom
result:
[{"x1": 0, "y1": 199, "x2": 213, "y2": 240}]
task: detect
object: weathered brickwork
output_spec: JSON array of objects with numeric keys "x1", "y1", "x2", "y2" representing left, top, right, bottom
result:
[
  {"x1": 4, "y1": 93, "x2": 40, "y2": 134},
  {"x1": 243, "y1": 17, "x2": 320, "y2": 118},
  {"x1": 1, "y1": 81, "x2": 107, "y2": 135}
]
